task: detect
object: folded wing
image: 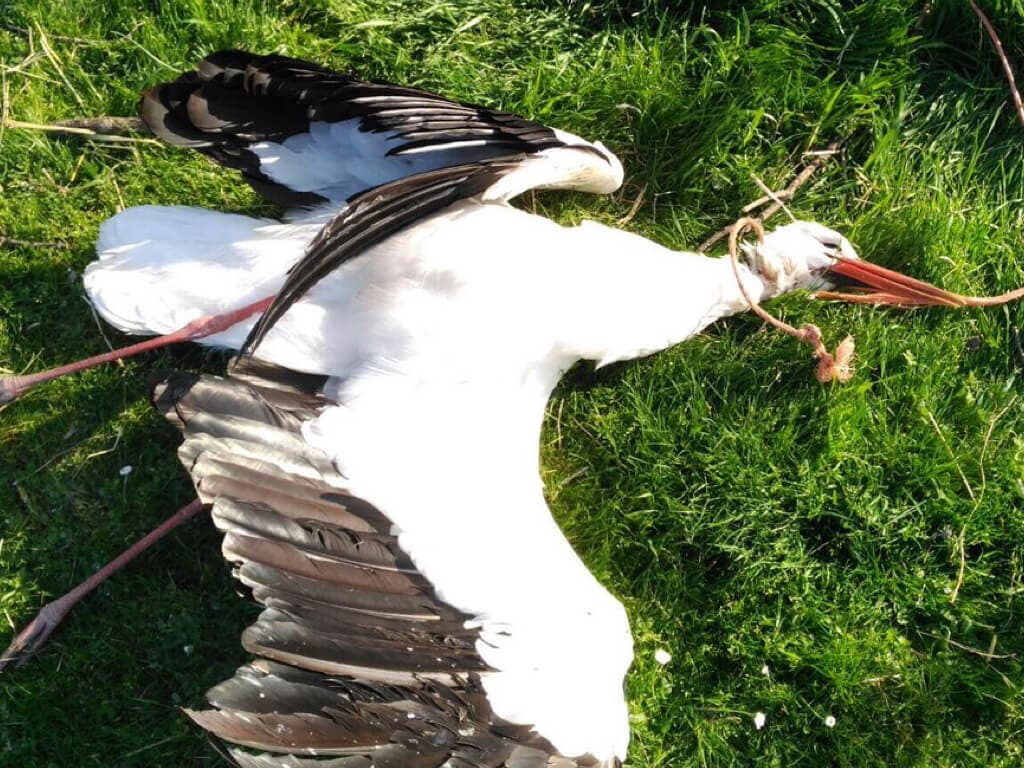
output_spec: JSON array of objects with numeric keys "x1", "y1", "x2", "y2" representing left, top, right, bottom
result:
[{"x1": 141, "y1": 50, "x2": 622, "y2": 207}]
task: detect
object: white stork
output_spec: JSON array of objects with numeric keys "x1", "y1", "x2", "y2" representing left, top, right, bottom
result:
[{"x1": 4, "y1": 51, "x2": 934, "y2": 767}]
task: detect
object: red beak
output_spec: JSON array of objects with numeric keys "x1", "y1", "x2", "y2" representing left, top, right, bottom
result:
[{"x1": 817, "y1": 255, "x2": 1024, "y2": 308}]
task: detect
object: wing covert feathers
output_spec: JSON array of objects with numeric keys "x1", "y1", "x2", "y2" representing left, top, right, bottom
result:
[
  {"x1": 241, "y1": 143, "x2": 621, "y2": 354},
  {"x1": 154, "y1": 360, "x2": 610, "y2": 767}
]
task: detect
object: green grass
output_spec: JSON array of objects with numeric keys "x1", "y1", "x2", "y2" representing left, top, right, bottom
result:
[{"x1": 2, "y1": 0, "x2": 1024, "y2": 765}]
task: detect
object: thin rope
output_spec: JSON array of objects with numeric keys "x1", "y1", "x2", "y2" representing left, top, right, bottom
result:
[{"x1": 727, "y1": 217, "x2": 855, "y2": 383}]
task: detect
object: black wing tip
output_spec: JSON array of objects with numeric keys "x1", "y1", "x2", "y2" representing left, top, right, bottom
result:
[
  {"x1": 139, "y1": 49, "x2": 336, "y2": 206},
  {"x1": 200, "y1": 49, "x2": 257, "y2": 72},
  {"x1": 238, "y1": 314, "x2": 271, "y2": 359},
  {"x1": 141, "y1": 48, "x2": 575, "y2": 209}
]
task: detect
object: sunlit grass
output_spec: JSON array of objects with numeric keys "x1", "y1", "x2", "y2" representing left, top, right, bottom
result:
[{"x1": 2, "y1": 1, "x2": 1024, "y2": 765}]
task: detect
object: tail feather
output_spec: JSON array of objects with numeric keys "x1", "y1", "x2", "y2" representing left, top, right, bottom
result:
[{"x1": 85, "y1": 205, "x2": 318, "y2": 340}]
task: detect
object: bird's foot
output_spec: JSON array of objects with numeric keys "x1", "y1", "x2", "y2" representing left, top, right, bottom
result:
[
  {"x1": 0, "y1": 593, "x2": 75, "y2": 672},
  {"x1": 0, "y1": 499, "x2": 205, "y2": 673}
]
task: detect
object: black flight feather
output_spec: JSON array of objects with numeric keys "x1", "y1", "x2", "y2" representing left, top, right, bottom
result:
[{"x1": 241, "y1": 158, "x2": 522, "y2": 355}]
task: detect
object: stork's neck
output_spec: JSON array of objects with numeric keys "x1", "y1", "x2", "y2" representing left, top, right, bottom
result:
[{"x1": 545, "y1": 219, "x2": 772, "y2": 368}]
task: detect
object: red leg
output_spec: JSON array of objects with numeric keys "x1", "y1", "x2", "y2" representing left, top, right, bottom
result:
[
  {"x1": 0, "y1": 498, "x2": 206, "y2": 672},
  {"x1": 0, "y1": 295, "x2": 275, "y2": 405}
]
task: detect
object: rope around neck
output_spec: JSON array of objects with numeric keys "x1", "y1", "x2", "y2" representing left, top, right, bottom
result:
[{"x1": 727, "y1": 217, "x2": 855, "y2": 383}]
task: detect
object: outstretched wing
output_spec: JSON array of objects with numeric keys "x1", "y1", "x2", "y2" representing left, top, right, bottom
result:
[
  {"x1": 153, "y1": 361, "x2": 613, "y2": 768},
  {"x1": 141, "y1": 50, "x2": 622, "y2": 206}
]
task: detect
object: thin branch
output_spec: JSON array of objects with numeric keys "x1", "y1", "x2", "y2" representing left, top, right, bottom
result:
[
  {"x1": 750, "y1": 173, "x2": 796, "y2": 222},
  {"x1": 699, "y1": 142, "x2": 841, "y2": 252},
  {"x1": 758, "y1": 143, "x2": 842, "y2": 222},
  {"x1": 967, "y1": 0, "x2": 1024, "y2": 130},
  {"x1": 616, "y1": 183, "x2": 648, "y2": 226},
  {"x1": 54, "y1": 116, "x2": 149, "y2": 135},
  {"x1": 741, "y1": 190, "x2": 792, "y2": 213},
  {"x1": 2, "y1": 118, "x2": 159, "y2": 145},
  {"x1": 920, "y1": 631, "x2": 1016, "y2": 660}
]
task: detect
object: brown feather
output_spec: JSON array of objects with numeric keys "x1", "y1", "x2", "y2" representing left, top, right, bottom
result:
[{"x1": 155, "y1": 364, "x2": 590, "y2": 766}]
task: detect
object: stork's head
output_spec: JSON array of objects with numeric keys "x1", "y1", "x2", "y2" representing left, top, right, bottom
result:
[
  {"x1": 743, "y1": 221, "x2": 859, "y2": 298},
  {"x1": 747, "y1": 221, "x2": 979, "y2": 308}
]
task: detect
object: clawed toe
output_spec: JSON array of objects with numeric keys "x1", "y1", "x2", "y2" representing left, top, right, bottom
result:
[{"x1": 0, "y1": 601, "x2": 69, "y2": 672}]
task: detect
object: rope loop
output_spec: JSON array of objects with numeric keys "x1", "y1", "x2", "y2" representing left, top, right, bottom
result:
[{"x1": 727, "y1": 217, "x2": 855, "y2": 383}]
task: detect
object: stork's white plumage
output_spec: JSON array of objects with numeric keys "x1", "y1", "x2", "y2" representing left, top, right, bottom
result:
[{"x1": 36, "y1": 51, "x2": 869, "y2": 766}]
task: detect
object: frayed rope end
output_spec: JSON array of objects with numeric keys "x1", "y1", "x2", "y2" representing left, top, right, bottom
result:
[{"x1": 814, "y1": 334, "x2": 856, "y2": 383}]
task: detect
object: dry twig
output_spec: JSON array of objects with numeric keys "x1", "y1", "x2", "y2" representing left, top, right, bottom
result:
[
  {"x1": 616, "y1": 183, "x2": 648, "y2": 226},
  {"x1": 54, "y1": 116, "x2": 149, "y2": 135},
  {"x1": 967, "y1": 0, "x2": 1024, "y2": 130},
  {"x1": 699, "y1": 142, "x2": 841, "y2": 253},
  {"x1": 920, "y1": 631, "x2": 1016, "y2": 661},
  {"x1": 2, "y1": 118, "x2": 159, "y2": 145}
]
